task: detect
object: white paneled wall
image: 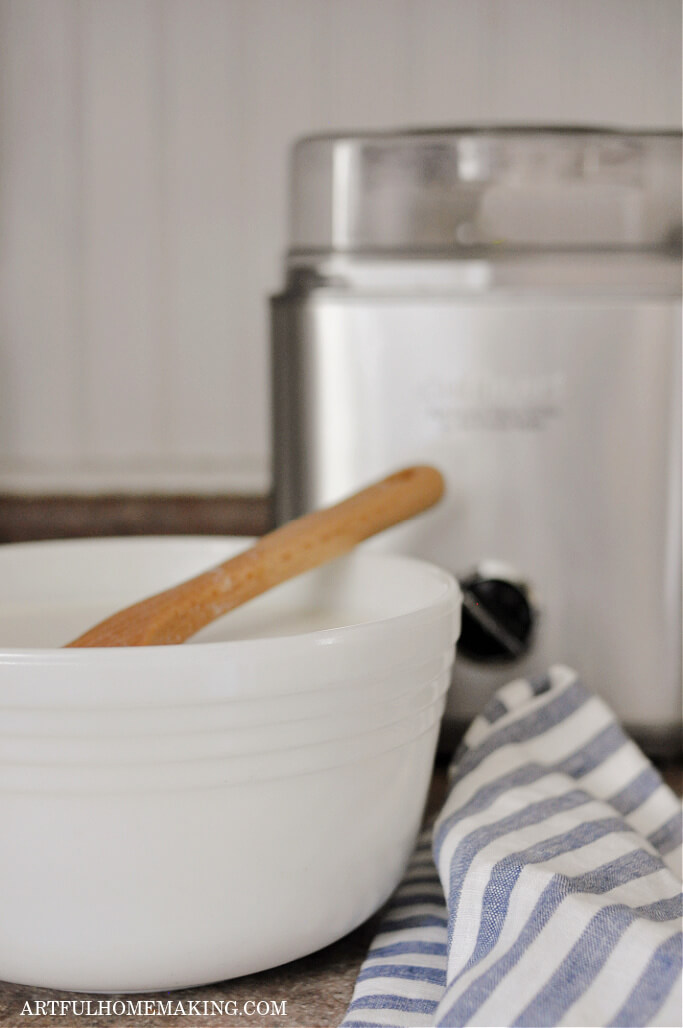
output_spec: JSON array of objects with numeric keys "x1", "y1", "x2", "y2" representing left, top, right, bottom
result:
[{"x1": 0, "y1": 0, "x2": 680, "y2": 494}]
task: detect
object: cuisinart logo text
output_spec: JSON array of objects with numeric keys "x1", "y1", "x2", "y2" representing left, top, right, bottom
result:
[{"x1": 422, "y1": 372, "x2": 566, "y2": 433}]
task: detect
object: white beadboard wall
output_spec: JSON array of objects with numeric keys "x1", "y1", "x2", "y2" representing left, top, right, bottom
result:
[{"x1": 0, "y1": 0, "x2": 680, "y2": 494}]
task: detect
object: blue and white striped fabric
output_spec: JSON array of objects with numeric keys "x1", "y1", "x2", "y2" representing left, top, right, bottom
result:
[{"x1": 342, "y1": 666, "x2": 682, "y2": 1028}]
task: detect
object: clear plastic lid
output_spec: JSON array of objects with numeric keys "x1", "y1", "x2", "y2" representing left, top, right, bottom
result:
[{"x1": 288, "y1": 127, "x2": 682, "y2": 256}]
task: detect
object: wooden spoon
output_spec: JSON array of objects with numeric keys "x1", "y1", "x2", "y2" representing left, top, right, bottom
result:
[{"x1": 66, "y1": 465, "x2": 444, "y2": 647}]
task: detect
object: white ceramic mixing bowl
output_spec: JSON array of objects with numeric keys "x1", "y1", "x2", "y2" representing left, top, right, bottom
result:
[{"x1": 0, "y1": 537, "x2": 460, "y2": 992}]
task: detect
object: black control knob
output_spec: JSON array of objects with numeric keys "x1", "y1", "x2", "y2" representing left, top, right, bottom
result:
[{"x1": 458, "y1": 564, "x2": 537, "y2": 664}]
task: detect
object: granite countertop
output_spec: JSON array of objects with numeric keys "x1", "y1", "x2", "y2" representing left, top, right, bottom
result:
[{"x1": 1, "y1": 763, "x2": 680, "y2": 1028}]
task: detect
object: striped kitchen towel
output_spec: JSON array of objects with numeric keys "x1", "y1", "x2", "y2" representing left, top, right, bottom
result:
[{"x1": 342, "y1": 666, "x2": 682, "y2": 1028}]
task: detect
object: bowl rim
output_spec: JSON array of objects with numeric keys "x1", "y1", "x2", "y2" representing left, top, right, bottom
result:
[{"x1": 0, "y1": 536, "x2": 460, "y2": 664}]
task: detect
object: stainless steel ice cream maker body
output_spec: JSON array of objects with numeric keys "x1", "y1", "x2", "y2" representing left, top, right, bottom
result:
[{"x1": 271, "y1": 128, "x2": 682, "y2": 753}]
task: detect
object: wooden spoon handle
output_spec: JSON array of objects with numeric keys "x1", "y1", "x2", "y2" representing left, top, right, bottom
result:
[{"x1": 67, "y1": 465, "x2": 445, "y2": 647}]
